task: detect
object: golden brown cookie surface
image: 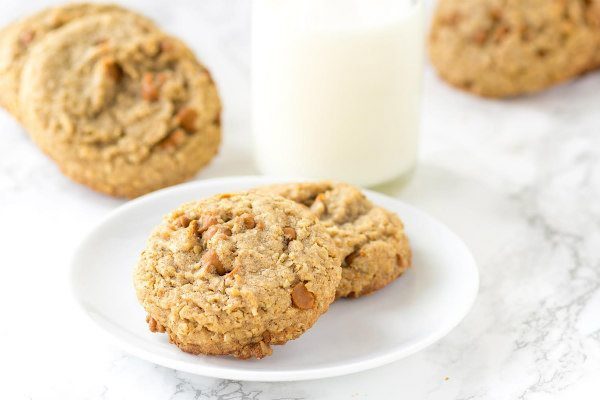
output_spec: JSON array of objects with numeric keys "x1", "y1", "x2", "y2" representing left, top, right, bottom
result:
[
  {"x1": 0, "y1": 3, "x2": 151, "y2": 117},
  {"x1": 134, "y1": 192, "x2": 341, "y2": 359},
  {"x1": 19, "y1": 13, "x2": 221, "y2": 198},
  {"x1": 428, "y1": 0, "x2": 600, "y2": 97},
  {"x1": 258, "y1": 182, "x2": 411, "y2": 298}
]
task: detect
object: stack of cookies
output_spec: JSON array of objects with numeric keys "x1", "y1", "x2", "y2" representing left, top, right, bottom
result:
[
  {"x1": 0, "y1": 3, "x2": 221, "y2": 197},
  {"x1": 134, "y1": 181, "x2": 412, "y2": 359}
]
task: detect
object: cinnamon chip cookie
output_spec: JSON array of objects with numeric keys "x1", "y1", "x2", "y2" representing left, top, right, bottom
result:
[
  {"x1": 134, "y1": 192, "x2": 341, "y2": 359},
  {"x1": 19, "y1": 13, "x2": 221, "y2": 197},
  {"x1": 0, "y1": 3, "x2": 150, "y2": 116},
  {"x1": 428, "y1": 0, "x2": 600, "y2": 97},
  {"x1": 258, "y1": 182, "x2": 411, "y2": 298}
]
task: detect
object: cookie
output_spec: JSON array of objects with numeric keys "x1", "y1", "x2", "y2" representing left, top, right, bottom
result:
[
  {"x1": 257, "y1": 182, "x2": 411, "y2": 298},
  {"x1": 19, "y1": 13, "x2": 221, "y2": 198},
  {"x1": 0, "y1": 3, "x2": 150, "y2": 117},
  {"x1": 428, "y1": 0, "x2": 600, "y2": 97},
  {"x1": 134, "y1": 192, "x2": 341, "y2": 359}
]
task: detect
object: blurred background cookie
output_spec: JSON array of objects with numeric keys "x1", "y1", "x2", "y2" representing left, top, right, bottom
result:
[
  {"x1": 0, "y1": 3, "x2": 154, "y2": 117},
  {"x1": 17, "y1": 11, "x2": 221, "y2": 197},
  {"x1": 428, "y1": 0, "x2": 600, "y2": 97}
]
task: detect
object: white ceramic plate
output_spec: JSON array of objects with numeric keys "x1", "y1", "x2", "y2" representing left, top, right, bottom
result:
[{"x1": 71, "y1": 176, "x2": 478, "y2": 382}]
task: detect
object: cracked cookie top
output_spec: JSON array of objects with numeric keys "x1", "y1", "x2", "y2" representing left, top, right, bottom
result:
[
  {"x1": 258, "y1": 181, "x2": 412, "y2": 298},
  {"x1": 18, "y1": 12, "x2": 221, "y2": 197},
  {"x1": 134, "y1": 191, "x2": 341, "y2": 359},
  {"x1": 0, "y1": 3, "x2": 144, "y2": 116}
]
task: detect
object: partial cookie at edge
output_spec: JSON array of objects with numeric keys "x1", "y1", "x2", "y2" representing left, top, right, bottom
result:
[
  {"x1": 428, "y1": 0, "x2": 600, "y2": 97},
  {"x1": 0, "y1": 3, "x2": 157, "y2": 117},
  {"x1": 19, "y1": 13, "x2": 221, "y2": 198}
]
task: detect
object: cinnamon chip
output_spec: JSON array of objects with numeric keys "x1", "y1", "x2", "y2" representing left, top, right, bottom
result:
[
  {"x1": 203, "y1": 225, "x2": 219, "y2": 241},
  {"x1": 175, "y1": 215, "x2": 191, "y2": 228},
  {"x1": 158, "y1": 129, "x2": 186, "y2": 151},
  {"x1": 146, "y1": 315, "x2": 165, "y2": 332},
  {"x1": 197, "y1": 215, "x2": 218, "y2": 234},
  {"x1": 242, "y1": 214, "x2": 256, "y2": 229},
  {"x1": 291, "y1": 283, "x2": 315, "y2": 310},
  {"x1": 103, "y1": 58, "x2": 122, "y2": 81},
  {"x1": 344, "y1": 250, "x2": 359, "y2": 266},
  {"x1": 176, "y1": 107, "x2": 197, "y2": 132},
  {"x1": 202, "y1": 249, "x2": 226, "y2": 275},
  {"x1": 283, "y1": 227, "x2": 296, "y2": 242},
  {"x1": 141, "y1": 72, "x2": 160, "y2": 101},
  {"x1": 262, "y1": 330, "x2": 271, "y2": 343},
  {"x1": 396, "y1": 254, "x2": 404, "y2": 267}
]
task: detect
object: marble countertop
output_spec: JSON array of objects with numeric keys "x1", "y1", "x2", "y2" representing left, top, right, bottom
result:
[{"x1": 2, "y1": 1, "x2": 599, "y2": 399}]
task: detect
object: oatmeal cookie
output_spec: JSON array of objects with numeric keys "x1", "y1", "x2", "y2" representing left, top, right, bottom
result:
[
  {"x1": 428, "y1": 0, "x2": 600, "y2": 97},
  {"x1": 19, "y1": 13, "x2": 221, "y2": 198},
  {"x1": 258, "y1": 182, "x2": 411, "y2": 298},
  {"x1": 134, "y1": 192, "x2": 341, "y2": 359},
  {"x1": 0, "y1": 3, "x2": 154, "y2": 116}
]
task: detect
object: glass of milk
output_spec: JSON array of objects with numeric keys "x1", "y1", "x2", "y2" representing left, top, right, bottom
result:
[{"x1": 252, "y1": 0, "x2": 424, "y2": 187}]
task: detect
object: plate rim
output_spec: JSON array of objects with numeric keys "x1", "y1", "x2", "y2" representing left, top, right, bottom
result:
[{"x1": 70, "y1": 175, "x2": 479, "y2": 382}]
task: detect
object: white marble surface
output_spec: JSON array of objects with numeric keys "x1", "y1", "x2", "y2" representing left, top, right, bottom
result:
[{"x1": 1, "y1": 1, "x2": 600, "y2": 399}]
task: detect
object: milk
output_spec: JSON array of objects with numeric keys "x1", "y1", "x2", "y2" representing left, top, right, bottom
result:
[{"x1": 252, "y1": 0, "x2": 424, "y2": 186}]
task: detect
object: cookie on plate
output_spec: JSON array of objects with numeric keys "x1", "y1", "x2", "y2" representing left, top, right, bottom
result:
[
  {"x1": 258, "y1": 182, "x2": 411, "y2": 299},
  {"x1": 19, "y1": 13, "x2": 221, "y2": 198},
  {"x1": 428, "y1": 0, "x2": 600, "y2": 97},
  {"x1": 134, "y1": 192, "x2": 341, "y2": 359},
  {"x1": 0, "y1": 3, "x2": 153, "y2": 117}
]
